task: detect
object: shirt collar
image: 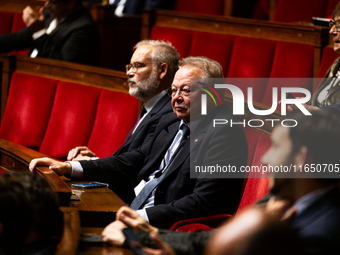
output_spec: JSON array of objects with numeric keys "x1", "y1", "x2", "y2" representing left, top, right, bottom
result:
[{"x1": 144, "y1": 90, "x2": 167, "y2": 113}]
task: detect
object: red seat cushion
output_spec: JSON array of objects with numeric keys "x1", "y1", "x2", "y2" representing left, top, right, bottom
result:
[
  {"x1": 86, "y1": 89, "x2": 138, "y2": 158},
  {"x1": 39, "y1": 81, "x2": 102, "y2": 159},
  {"x1": 170, "y1": 214, "x2": 231, "y2": 232},
  {"x1": 150, "y1": 26, "x2": 193, "y2": 58},
  {"x1": 189, "y1": 32, "x2": 235, "y2": 76},
  {"x1": 0, "y1": 72, "x2": 58, "y2": 150}
]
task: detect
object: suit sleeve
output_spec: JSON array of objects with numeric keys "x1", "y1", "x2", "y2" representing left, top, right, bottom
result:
[
  {"x1": 146, "y1": 122, "x2": 248, "y2": 228},
  {"x1": 0, "y1": 28, "x2": 33, "y2": 52}
]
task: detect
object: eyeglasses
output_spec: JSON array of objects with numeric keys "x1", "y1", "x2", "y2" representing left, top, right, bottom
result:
[
  {"x1": 125, "y1": 62, "x2": 147, "y2": 73},
  {"x1": 167, "y1": 87, "x2": 191, "y2": 97},
  {"x1": 329, "y1": 20, "x2": 340, "y2": 32}
]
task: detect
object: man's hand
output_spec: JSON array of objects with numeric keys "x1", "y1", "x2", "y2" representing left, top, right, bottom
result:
[
  {"x1": 143, "y1": 232, "x2": 177, "y2": 255},
  {"x1": 29, "y1": 157, "x2": 72, "y2": 176},
  {"x1": 265, "y1": 197, "x2": 296, "y2": 222},
  {"x1": 116, "y1": 206, "x2": 158, "y2": 233},
  {"x1": 22, "y1": 6, "x2": 45, "y2": 32},
  {"x1": 67, "y1": 146, "x2": 96, "y2": 161},
  {"x1": 101, "y1": 220, "x2": 128, "y2": 246}
]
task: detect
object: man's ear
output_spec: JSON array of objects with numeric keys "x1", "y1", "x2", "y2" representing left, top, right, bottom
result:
[
  {"x1": 294, "y1": 145, "x2": 308, "y2": 166},
  {"x1": 159, "y1": 63, "x2": 169, "y2": 80}
]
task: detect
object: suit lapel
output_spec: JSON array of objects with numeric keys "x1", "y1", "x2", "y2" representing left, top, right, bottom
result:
[{"x1": 130, "y1": 94, "x2": 170, "y2": 140}]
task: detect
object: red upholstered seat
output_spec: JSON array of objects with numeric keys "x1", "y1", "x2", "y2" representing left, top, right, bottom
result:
[
  {"x1": 0, "y1": 11, "x2": 14, "y2": 35},
  {"x1": 326, "y1": 0, "x2": 339, "y2": 18},
  {"x1": 261, "y1": 42, "x2": 314, "y2": 106},
  {"x1": 175, "y1": 0, "x2": 224, "y2": 15},
  {"x1": 39, "y1": 81, "x2": 102, "y2": 159},
  {"x1": 86, "y1": 89, "x2": 138, "y2": 158},
  {"x1": 236, "y1": 132, "x2": 271, "y2": 213},
  {"x1": 227, "y1": 37, "x2": 276, "y2": 103},
  {"x1": 170, "y1": 214, "x2": 231, "y2": 232},
  {"x1": 150, "y1": 26, "x2": 193, "y2": 58},
  {"x1": 318, "y1": 47, "x2": 339, "y2": 78},
  {"x1": 11, "y1": 13, "x2": 26, "y2": 33},
  {"x1": 243, "y1": 127, "x2": 262, "y2": 167},
  {"x1": 189, "y1": 32, "x2": 235, "y2": 76},
  {"x1": 273, "y1": 0, "x2": 328, "y2": 23},
  {"x1": 0, "y1": 72, "x2": 58, "y2": 150}
]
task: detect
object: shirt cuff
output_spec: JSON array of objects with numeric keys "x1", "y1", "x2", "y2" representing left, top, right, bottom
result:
[
  {"x1": 136, "y1": 209, "x2": 149, "y2": 223},
  {"x1": 67, "y1": 161, "x2": 84, "y2": 179},
  {"x1": 32, "y1": 28, "x2": 46, "y2": 40}
]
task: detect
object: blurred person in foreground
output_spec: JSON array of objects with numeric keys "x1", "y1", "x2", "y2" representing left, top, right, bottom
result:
[{"x1": 101, "y1": 110, "x2": 340, "y2": 255}]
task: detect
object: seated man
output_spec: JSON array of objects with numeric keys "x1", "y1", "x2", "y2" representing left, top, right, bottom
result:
[
  {"x1": 67, "y1": 40, "x2": 178, "y2": 163},
  {"x1": 30, "y1": 56, "x2": 248, "y2": 228},
  {"x1": 0, "y1": 0, "x2": 100, "y2": 66},
  {"x1": 102, "y1": 110, "x2": 340, "y2": 255}
]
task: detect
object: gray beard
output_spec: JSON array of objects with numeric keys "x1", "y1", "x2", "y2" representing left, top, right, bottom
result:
[{"x1": 129, "y1": 69, "x2": 160, "y2": 101}]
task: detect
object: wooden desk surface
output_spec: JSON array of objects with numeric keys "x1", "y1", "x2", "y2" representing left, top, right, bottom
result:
[{"x1": 65, "y1": 180, "x2": 127, "y2": 227}]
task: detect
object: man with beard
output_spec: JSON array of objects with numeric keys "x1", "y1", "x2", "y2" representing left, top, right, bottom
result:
[
  {"x1": 30, "y1": 56, "x2": 247, "y2": 228},
  {"x1": 100, "y1": 110, "x2": 340, "y2": 255},
  {"x1": 67, "y1": 40, "x2": 179, "y2": 164}
]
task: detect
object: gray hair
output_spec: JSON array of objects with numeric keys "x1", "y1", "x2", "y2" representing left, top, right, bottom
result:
[
  {"x1": 179, "y1": 56, "x2": 224, "y2": 78},
  {"x1": 134, "y1": 40, "x2": 180, "y2": 77}
]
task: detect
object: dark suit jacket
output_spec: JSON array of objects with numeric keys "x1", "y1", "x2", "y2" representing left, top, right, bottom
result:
[
  {"x1": 80, "y1": 105, "x2": 248, "y2": 228},
  {"x1": 113, "y1": 94, "x2": 172, "y2": 156},
  {"x1": 0, "y1": 7, "x2": 100, "y2": 66},
  {"x1": 123, "y1": 0, "x2": 176, "y2": 15},
  {"x1": 136, "y1": 188, "x2": 340, "y2": 255},
  {"x1": 293, "y1": 188, "x2": 340, "y2": 255}
]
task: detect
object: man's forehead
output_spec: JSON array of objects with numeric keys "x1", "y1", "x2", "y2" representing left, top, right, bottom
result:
[
  {"x1": 131, "y1": 45, "x2": 153, "y2": 62},
  {"x1": 172, "y1": 66, "x2": 203, "y2": 86}
]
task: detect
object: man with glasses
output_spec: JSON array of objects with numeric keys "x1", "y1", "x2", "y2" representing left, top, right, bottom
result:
[
  {"x1": 30, "y1": 56, "x2": 247, "y2": 228},
  {"x1": 67, "y1": 41, "x2": 178, "y2": 195},
  {"x1": 0, "y1": 0, "x2": 100, "y2": 66}
]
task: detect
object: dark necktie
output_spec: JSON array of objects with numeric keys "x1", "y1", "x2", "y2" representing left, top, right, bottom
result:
[
  {"x1": 129, "y1": 125, "x2": 190, "y2": 210},
  {"x1": 115, "y1": 106, "x2": 146, "y2": 155},
  {"x1": 113, "y1": 0, "x2": 120, "y2": 4}
]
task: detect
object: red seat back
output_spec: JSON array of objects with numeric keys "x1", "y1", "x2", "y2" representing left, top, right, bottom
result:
[
  {"x1": 273, "y1": 0, "x2": 327, "y2": 23},
  {"x1": 237, "y1": 133, "x2": 270, "y2": 213},
  {"x1": 0, "y1": 72, "x2": 58, "y2": 150},
  {"x1": 0, "y1": 12, "x2": 14, "y2": 35},
  {"x1": 39, "y1": 81, "x2": 102, "y2": 159},
  {"x1": 86, "y1": 89, "x2": 138, "y2": 158},
  {"x1": 189, "y1": 32, "x2": 235, "y2": 76},
  {"x1": 150, "y1": 26, "x2": 193, "y2": 58}
]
